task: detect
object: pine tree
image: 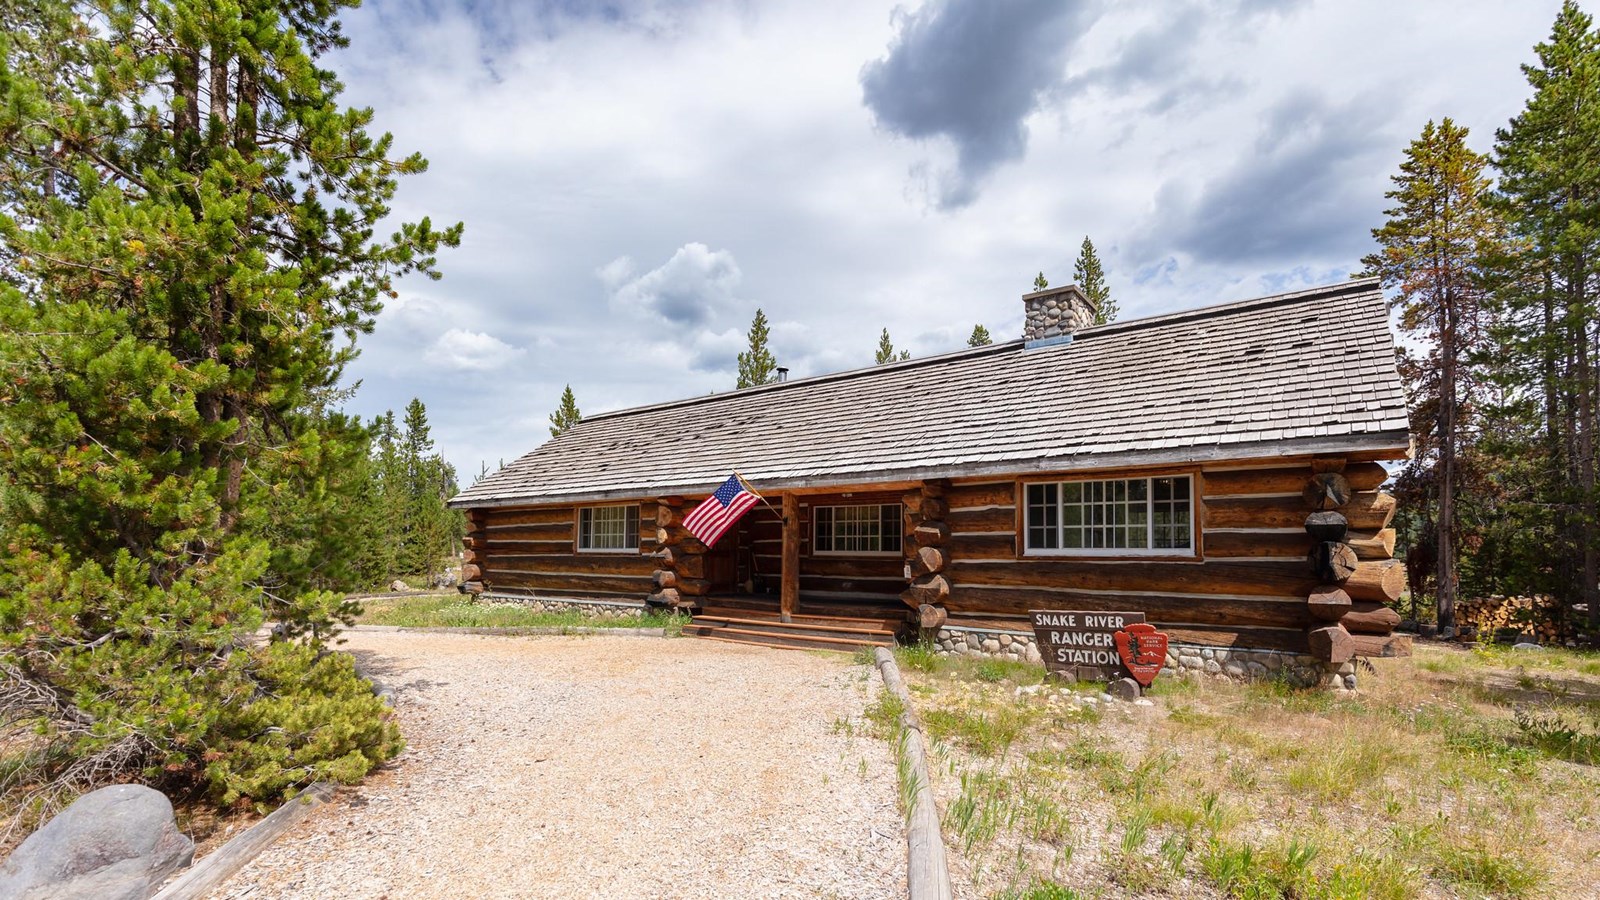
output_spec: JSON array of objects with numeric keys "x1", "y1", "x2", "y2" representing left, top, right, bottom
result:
[
  {"x1": 1074, "y1": 237, "x2": 1117, "y2": 325},
  {"x1": 968, "y1": 324, "x2": 992, "y2": 347},
  {"x1": 397, "y1": 399, "x2": 458, "y2": 580},
  {"x1": 1033, "y1": 272, "x2": 1048, "y2": 291},
  {"x1": 1490, "y1": 0, "x2": 1600, "y2": 629},
  {"x1": 0, "y1": 0, "x2": 457, "y2": 808},
  {"x1": 736, "y1": 308, "x2": 779, "y2": 388},
  {"x1": 1361, "y1": 119, "x2": 1501, "y2": 632},
  {"x1": 549, "y1": 385, "x2": 583, "y2": 437},
  {"x1": 875, "y1": 328, "x2": 910, "y2": 364}
]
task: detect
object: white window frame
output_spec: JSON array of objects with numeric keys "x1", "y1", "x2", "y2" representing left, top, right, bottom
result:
[
  {"x1": 1023, "y1": 475, "x2": 1195, "y2": 557},
  {"x1": 576, "y1": 504, "x2": 640, "y2": 554},
  {"x1": 813, "y1": 504, "x2": 904, "y2": 556}
]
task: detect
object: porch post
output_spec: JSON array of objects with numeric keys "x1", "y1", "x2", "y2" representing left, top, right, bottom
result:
[{"x1": 781, "y1": 492, "x2": 799, "y2": 623}]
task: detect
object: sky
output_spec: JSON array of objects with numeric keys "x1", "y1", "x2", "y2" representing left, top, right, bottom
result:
[{"x1": 326, "y1": 0, "x2": 1562, "y2": 482}]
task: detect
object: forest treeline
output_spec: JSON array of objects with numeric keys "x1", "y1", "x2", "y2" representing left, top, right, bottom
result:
[{"x1": 1372, "y1": 1, "x2": 1600, "y2": 636}]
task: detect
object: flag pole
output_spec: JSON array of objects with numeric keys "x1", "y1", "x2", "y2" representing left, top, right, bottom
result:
[{"x1": 733, "y1": 471, "x2": 788, "y2": 524}]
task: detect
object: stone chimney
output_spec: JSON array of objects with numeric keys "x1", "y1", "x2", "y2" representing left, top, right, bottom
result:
[{"x1": 1022, "y1": 284, "x2": 1098, "y2": 342}]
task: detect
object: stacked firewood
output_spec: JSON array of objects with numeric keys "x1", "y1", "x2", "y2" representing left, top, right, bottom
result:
[{"x1": 1458, "y1": 595, "x2": 1565, "y2": 643}]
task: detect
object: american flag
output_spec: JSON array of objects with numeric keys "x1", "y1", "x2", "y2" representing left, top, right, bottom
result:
[{"x1": 682, "y1": 474, "x2": 761, "y2": 548}]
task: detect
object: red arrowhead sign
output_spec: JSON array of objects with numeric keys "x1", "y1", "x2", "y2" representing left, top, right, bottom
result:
[{"x1": 1114, "y1": 623, "x2": 1169, "y2": 687}]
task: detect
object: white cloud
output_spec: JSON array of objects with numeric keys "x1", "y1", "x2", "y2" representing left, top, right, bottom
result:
[
  {"x1": 422, "y1": 329, "x2": 527, "y2": 372},
  {"x1": 323, "y1": 0, "x2": 1562, "y2": 478}
]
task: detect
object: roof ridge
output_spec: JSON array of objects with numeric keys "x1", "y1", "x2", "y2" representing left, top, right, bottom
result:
[{"x1": 1073, "y1": 277, "x2": 1380, "y2": 340}]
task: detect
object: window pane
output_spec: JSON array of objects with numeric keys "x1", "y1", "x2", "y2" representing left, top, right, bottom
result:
[{"x1": 580, "y1": 505, "x2": 637, "y2": 550}]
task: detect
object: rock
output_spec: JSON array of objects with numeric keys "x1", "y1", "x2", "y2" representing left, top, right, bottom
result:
[
  {"x1": 1512, "y1": 642, "x2": 1545, "y2": 652},
  {"x1": 1223, "y1": 661, "x2": 1245, "y2": 678},
  {"x1": 1343, "y1": 674, "x2": 1358, "y2": 690},
  {"x1": 389, "y1": 579, "x2": 408, "y2": 592},
  {"x1": 1133, "y1": 698, "x2": 1155, "y2": 707},
  {"x1": 1203, "y1": 659, "x2": 1222, "y2": 675},
  {"x1": 0, "y1": 784, "x2": 193, "y2": 900},
  {"x1": 1337, "y1": 661, "x2": 1356, "y2": 676},
  {"x1": 1024, "y1": 644, "x2": 1043, "y2": 664},
  {"x1": 1098, "y1": 691, "x2": 1116, "y2": 703},
  {"x1": 1107, "y1": 678, "x2": 1141, "y2": 701},
  {"x1": 1179, "y1": 655, "x2": 1203, "y2": 670},
  {"x1": 980, "y1": 638, "x2": 1001, "y2": 653},
  {"x1": 1201, "y1": 648, "x2": 1215, "y2": 660},
  {"x1": 1246, "y1": 661, "x2": 1269, "y2": 678}
]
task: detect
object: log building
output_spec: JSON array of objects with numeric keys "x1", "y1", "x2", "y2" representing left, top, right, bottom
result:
[{"x1": 450, "y1": 279, "x2": 1412, "y2": 664}]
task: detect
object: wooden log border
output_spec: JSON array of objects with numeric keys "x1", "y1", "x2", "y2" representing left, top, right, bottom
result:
[
  {"x1": 152, "y1": 783, "x2": 336, "y2": 900},
  {"x1": 873, "y1": 647, "x2": 955, "y2": 900}
]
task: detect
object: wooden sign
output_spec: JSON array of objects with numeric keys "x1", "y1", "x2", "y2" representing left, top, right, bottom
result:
[{"x1": 1031, "y1": 610, "x2": 1147, "y2": 678}]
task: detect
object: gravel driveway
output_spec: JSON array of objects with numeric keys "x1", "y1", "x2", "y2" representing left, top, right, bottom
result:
[{"x1": 208, "y1": 631, "x2": 907, "y2": 899}]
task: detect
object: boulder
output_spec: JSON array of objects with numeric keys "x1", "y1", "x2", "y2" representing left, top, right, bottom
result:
[
  {"x1": 389, "y1": 579, "x2": 408, "y2": 592},
  {"x1": 0, "y1": 784, "x2": 194, "y2": 900},
  {"x1": 1106, "y1": 677, "x2": 1141, "y2": 701}
]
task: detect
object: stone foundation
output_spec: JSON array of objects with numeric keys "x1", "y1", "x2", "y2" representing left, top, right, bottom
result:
[
  {"x1": 924, "y1": 626, "x2": 1354, "y2": 690},
  {"x1": 479, "y1": 594, "x2": 650, "y2": 620}
]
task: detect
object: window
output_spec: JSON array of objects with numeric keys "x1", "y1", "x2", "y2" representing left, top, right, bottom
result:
[
  {"x1": 577, "y1": 505, "x2": 639, "y2": 552},
  {"x1": 814, "y1": 504, "x2": 903, "y2": 555},
  {"x1": 1024, "y1": 475, "x2": 1193, "y2": 556}
]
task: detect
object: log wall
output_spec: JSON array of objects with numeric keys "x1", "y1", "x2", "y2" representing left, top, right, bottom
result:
[
  {"x1": 938, "y1": 460, "x2": 1402, "y2": 654},
  {"x1": 474, "y1": 503, "x2": 658, "y2": 600}
]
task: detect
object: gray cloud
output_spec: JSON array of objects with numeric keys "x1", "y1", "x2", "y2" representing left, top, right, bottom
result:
[
  {"x1": 860, "y1": 0, "x2": 1100, "y2": 209},
  {"x1": 1139, "y1": 91, "x2": 1392, "y2": 266},
  {"x1": 604, "y1": 243, "x2": 743, "y2": 328}
]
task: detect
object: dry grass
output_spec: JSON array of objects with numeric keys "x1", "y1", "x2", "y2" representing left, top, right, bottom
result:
[{"x1": 897, "y1": 643, "x2": 1600, "y2": 899}]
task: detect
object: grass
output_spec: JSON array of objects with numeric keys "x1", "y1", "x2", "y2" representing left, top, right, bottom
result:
[
  {"x1": 355, "y1": 594, "x2": 684, "y2": 631},
  {"x1": 895, "y1": 642, "x2": 1600, "y2": 899}
]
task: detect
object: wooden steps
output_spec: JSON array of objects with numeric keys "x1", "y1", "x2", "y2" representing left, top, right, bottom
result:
[{"x1": 686, "y1": 609, "x2": 904, "y2": 653}]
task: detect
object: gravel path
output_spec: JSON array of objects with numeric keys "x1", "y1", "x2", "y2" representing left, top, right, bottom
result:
[{"x1": 209, "y1": 632, "x2": 906, "y2": 899}]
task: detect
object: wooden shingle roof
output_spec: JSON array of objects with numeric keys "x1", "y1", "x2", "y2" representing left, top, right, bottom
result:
[{"x1": 453, "y1": 279, "x2": 1409, "y2": 508}]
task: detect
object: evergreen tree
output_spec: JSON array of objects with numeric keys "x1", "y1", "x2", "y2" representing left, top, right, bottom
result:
[
  {"x1": 736, "y1": 308, "x2": 779, "y2": 388},
  {"x1": 1490, "y1": 0, "x2": 1600, "y2": 629},
  {"x1": 1074, "y1": 236, "x2": 1117, "y2": 325},
  {"x1": 397, "y1": 399, "x2": 458, "y2": 580},
  {"x1": 1362, "y1": 119, "x2": 1501, "y2": 631},
  {"x1": 967, "y1": 324, "x2": 993, "y2": 347},
  {"x1": 875, "y1": 328, "x2": 910, "y2": 364},
  {"x1": 549, "y1": 385, "x2": 583, "y2": 437},
  {"x1": 0, "y1": 0, "x2": 458, "y2": 808},
  {"x1": 1033, "y1": 272, "x2": 1048, "y2": 291}
]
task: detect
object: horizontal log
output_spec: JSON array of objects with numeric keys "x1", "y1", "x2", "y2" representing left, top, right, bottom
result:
[
  {"x1": 949, "y1": 559, "x2": 1317, "y2": 598},
  {"x1": 461, "y1": 580, "x2": 484, "y2": 594},
  {"x1": 481, "y1": 572, "x2": 652, "y2": 594},
  {"x1": 1344, "y1": 491, "x2": 1397, "y2": 531},
  {"x1": 1203, "y1": 531, "x2": 1310, "y2": 558},
  {"x1": 647, "y1": 588, "x2": 682, "y2": 608},
  {"x1": 1307, "y1": 586, "x2": 1353, "y2": 622},
  {"x1": 1159, "y1": 625, "x2": 1309, "y2": 654},
  {"x1": 947, "y1": 507, "x2": 1014, "y2": 534},
  {"x1": 918, "y1": 604, "x2": 947, "y2": 629},
  {"x1": 656, "y1": 505, "x2": 679, "y2": 528},
  {"x1": 482, "y1": 539, "x2": 576, "y2": 557},
  {"x1": 1341, "y1": 601, "x2": 1401, "y2": 635},
  {"x1": 945, "y1": 482, "x2": 1016, "y2": 510},
  {"x1": 1344, "y1": 559, "x2": 1405, "y2": 603},
  {"x1": 921, "y1": 497, "x2": 949, "y2": 520},
  {"x1": 1206, "y1": 496, "x2": 1310, "y2": 529},
  {"x1": 1350, "y1": 632, "x2": 1412, "y2": 658},
  {"x1": 921, "y1": 480, "x2": 949, "y2": 498},
  {"x1": 1309, "y1": 624, "x2": 1355, "y2": 664},
  {"x1": 1310, "y1": 457, "x2": 1346, "y2": 474},
  {"x1": 803, "y1": 556, "x2": 904, "y2": 579},
  {"x1": 800, "y1": 575, "x2": 905, "y2": 596},
  {"x1": 1202, "y1": 462, "x2": 1386, "y2": 496},
  {"x1": 485, "y1": 507, "x2": 575, "y2": 528},
  {"x1": 484, "y1": 523, "x2": 573, "y2": 542},
  {"x1": 477, "y1": 554, "x2": 655, "y2": 577},
  {"x1": 652, "y1": 569, "x2": 676, "y2": 590},
  {"x1": 676, "y1": 577, "x2": 711, "y2": 597},
  {"x1": 901, "y1": 491, "x2": 924, "y2": 515},
  {"x1": 944, "y1": 586, "x2": 1313, "y2": 629},
  {"x1": 463, "y1": 548, "x2": 481, "y2": 565},
  {"x1": 1348, "y1": 529, "x2": 1396, "y2": 560},
  {"x1": 944, "y1": 533, "x2": 1017, "y2": 559},
  {"x1": 1304, "y1": 511, "x2": 1349, "y2": 543},
  {"x1": 460, "y1": 563, "x2": 482, "y2": 582}
]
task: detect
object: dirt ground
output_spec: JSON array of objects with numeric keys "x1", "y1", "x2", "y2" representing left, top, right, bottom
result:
[{"x1": 204, "y1": 631, "x2": 906, "y2": 899}]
